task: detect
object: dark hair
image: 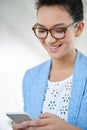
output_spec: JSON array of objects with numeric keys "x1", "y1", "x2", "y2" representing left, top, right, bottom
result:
[{"x1": 35, "y1": 0, "x2": 84, "y2": 22}]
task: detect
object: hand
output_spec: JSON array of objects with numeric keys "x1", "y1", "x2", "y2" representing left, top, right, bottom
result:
[
  {"x1": 38, "y1": 112, "x2": 81, "y2": 130},
  {"x1": 12, "y1": 112, "x2": 80, "y2": 130},
  {"x1": 12, "y1": 112, "x2": 64, "y2": 130}
]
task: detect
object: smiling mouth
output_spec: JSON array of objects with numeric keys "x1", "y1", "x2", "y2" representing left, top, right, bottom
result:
[{"x1": 48, "y1": 44, "x2": 63, "y2": 52}]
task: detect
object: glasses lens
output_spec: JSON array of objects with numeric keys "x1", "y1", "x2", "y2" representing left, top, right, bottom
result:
[
  {"x1": 51, "y1": 28, "x2": 65, "y2": 39},
  {"x1": 34, "y1": 27, "x2": 47, "y2": 39}
]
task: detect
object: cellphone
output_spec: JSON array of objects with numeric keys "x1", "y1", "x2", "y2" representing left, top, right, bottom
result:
[{"x1": 6, "y1": 112, "x2": 32, "y2": 123}]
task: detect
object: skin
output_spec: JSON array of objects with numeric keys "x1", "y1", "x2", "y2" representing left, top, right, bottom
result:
[
  {"x1": 37, "y1": 6, "x2": 84, "y2": 82},
  {"x1": 12, "y1": 5, "x2": 84, "y2": 130}
]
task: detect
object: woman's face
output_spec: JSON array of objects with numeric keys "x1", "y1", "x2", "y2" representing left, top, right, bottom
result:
[{"x1": 36, "y1": 5, "x2": 83, "y2": 60}]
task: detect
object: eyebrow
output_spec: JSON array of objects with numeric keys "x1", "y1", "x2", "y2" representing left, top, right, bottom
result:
[{"x1": 36, "y1": 23, "x2": 67, "y2": 28}]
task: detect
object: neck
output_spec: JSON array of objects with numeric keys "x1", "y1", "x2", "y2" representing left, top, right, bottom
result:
[
  {"x1": 49, "y1": 50, "x2": 76, "y2": 82},
  {"x1": 51, "y1": 50, "x2": 76, "y2": 70}
]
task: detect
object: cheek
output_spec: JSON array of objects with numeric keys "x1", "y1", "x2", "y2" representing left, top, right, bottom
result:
[
  {"x1": 63, "y1": 31, "x2": 76, "y2": 44},
  {"x1": 60, "y1": 33, "x2": 75, "y2": 51},
  {"x1": 39, "y1": 39, "x2": 44, "y2": 42},
  {"x1": 39, "y1": 39, "x2": 45, "y2": 45},
  {"x1": 60, "y1": 35, "x2": 70, "y2": 46}
]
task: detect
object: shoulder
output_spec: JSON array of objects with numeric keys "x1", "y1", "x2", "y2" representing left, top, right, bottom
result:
[
  {"x1": 77, "y1": 50, "x2": 87, "y2": 61},
  {"x1": 75, "y1": 50, "x2": 87, "y2": 67},
  {"x1": 23, "y1": 59, "x2": 51, "y2": 80},
  {"x1": 74, "y1": 50, "x2": 87, "y2": 75}
]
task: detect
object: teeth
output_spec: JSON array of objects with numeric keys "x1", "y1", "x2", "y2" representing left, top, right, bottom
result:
[
  {"x1": 49, "y1": 44, "x2": 62, "y2": 49},
  {"x1": 49, "y1": 46, "x2": 58, "y2": 49},
  {"x1": 48, "y1": 44, "x2": 62, "y2": 52}
]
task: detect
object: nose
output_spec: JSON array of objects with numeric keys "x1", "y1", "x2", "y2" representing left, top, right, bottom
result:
[{"x1": 45, "y1": 32, "x2": 56, "y2": 45}]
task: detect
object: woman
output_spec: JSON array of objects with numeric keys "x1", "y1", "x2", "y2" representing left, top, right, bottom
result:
[{"x1": 12, "y1": 0, "x2": 87, "y2": 130}]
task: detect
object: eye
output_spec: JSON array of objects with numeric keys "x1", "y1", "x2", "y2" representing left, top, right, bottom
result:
[
  {"x1": 37, "y1": 27, "x2": 47, "y2": 33},
  {"x1": 54, "y1": 28, "x2": 66, "y2": 33}
]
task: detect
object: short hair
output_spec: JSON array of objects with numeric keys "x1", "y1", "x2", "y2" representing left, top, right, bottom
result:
[{"x1": 35, "y1": 0, "x2": 84, "y2": 22}]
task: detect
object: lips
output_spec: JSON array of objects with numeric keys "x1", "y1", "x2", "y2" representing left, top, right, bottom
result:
[{"x1": 48, "y1": 44, "x2": 63, "y2": 52}]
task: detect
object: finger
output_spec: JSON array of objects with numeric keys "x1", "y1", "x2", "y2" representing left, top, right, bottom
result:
[
  {"x1": 12, "y1": 122, "x2": 29, "y2": 129},
  {"x1": 22, "y1": 119, "x2": 48, "y2": 127},
  {"x1": 39, "y1": 112, "x2": 55, "y2": 119}
]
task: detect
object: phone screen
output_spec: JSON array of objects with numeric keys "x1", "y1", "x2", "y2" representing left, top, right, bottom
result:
[{"x1": 6, "y1": 112, "x2": 32, "y2": 123}]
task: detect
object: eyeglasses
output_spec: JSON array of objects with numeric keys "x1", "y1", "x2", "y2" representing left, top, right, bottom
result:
[{"x1": 32, "y1": 22, "x2": 78, "y2": 40}]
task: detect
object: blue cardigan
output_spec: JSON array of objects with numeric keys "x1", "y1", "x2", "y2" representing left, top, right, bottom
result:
[{"x1": 23, "y1": 50, "x2": 87, "y2": 130}]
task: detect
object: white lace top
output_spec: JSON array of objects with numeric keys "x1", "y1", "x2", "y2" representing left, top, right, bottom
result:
[{"x1": 42, "y1": 75, "x2": 73, "y2": 121}]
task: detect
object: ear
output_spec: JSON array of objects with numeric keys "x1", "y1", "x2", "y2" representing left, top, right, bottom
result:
[{"x1": 75, "y1": 22, "x2": 84, "y2": 37}]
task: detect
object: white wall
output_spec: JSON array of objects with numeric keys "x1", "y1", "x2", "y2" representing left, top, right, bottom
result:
[{"x1": 0, "y1": 0, "x2": 87, "y2": 129}]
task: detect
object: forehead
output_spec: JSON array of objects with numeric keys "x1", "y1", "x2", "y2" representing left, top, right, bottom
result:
[{"x1": 37, "y1": 5, "x2": 73, "y2": 27}]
